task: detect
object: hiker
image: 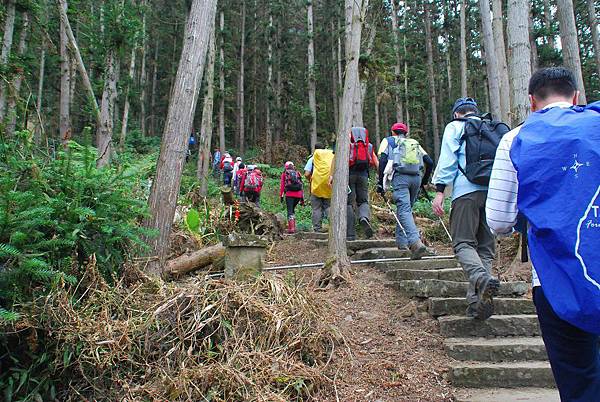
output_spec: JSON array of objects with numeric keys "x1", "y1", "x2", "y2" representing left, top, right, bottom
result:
[
  {"x1": 343, "y1": 127, "x2": 378, "y2": 240},
  {"x1": 486, "y1": 67, "x2": 600, "y2": 400},
  {"x1": 280, "y1": 161, "x2": 305, "y2": 234},
  {"x1": 236, "y1": 163, "x2": 246, "y2": 200},
  {"x1": 212, "y1": 148, "x2": 222, "y2": 179},
  {"x1": 432, "y1": 97, "x2": 509, "y2": 320},
  {"x1": 221, "y1": 153, "x2": 234, "y2": 186},
  {"x1": 376, "y1": 122, "x2": 434, "y2": 259},
  {"x1": 232, "y1": 157, "x2": 243, "y2": 194},
  {"x1": 304, "y1": 143, "x2": 334, "y2": 232},
  {"x1": 240, "y1": 165, "x2": 263, "y2": 207}
]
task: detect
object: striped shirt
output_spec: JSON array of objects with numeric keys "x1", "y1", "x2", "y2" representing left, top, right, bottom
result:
[{"x1": 486, "y1": 101, "x2": 574, "y2": 287}]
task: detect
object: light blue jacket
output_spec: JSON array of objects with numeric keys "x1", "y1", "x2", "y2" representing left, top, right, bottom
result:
[{"x1": 433, "y1": 118, "x2": 488, "y2": 201}]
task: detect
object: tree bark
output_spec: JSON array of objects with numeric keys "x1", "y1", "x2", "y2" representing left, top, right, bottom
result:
[
  {"x1": 556, "y1": 0, "x2": 587, "y2": 104},
  {"x1": 119, "y1": 48, "x2": 137, "y2": 152},
  {"x1": 97, "y1": 50, "x2": 117, "y2": 168},
  {"x1": 374, "y1": 77, "x2": 381, "y2": 149},
  {"x1": 307, "y1": 0, "x2": 317, "y2": 151},
  {"x1": 0, "y1": 0, "x2": 16, "y2": 121},
  {"x1": 5, "y1": 12, "x2": 29, "y2": 138},
  {"x1": 390, "y1": 0, "x2": 404, "y2": 122},
  {"x1": 459, "y1": 0, "x2": 468, "y2": 97},
  {"x1": 424, "y1": 2, "x2": 440, "y2": 161},
  {"x1": 218, "y1": 10, "x2": 226, "y2": 153},
  {"x1": 588, "y1": 0, "x2": 600, "y2": 80},
  {"x1": 331, "y1": 19, "x2": 339, "y2": 134},
  {"x1": 543, "y1": 0, "x2": 555, "y2": 48},
  {"x1": 144, "y1": 0, "x2": 218, "y2": 276},
  {"x1": 479, "y1": 0, "x2": 501, "y2": 120},
  {"x1": 59, "y1": 0, "x2": 71, "y2": 146},
  {"x1": 320, "y1": 0, "x2": 366, "y2": 289},
  {"x1": 529, "y1": 7, "x2": 539, "y2": 72},
  {"x1": 507, "y1": 0, "x2": 532, "y2": 123},
  {"x1": 492, "y1": 0, "x2": 511, "y2": 124},
  {"x1": 265, "y1": 13, "x2": 273, "y2": 164},
  {"x1": 198, "y1": 28, "x2": 216, "y2": 197},
  {"x1": 165, "y1": 244, "x2": 225, "y2": 277},
  {"x1": 151, "y1": 39, "x2": 158, "y2": 136},
  {"x1": 238, "y1": 0, "x2": 246, "y2": 155},
  {"x1": 35, "y1": 39, "x2": 46, "y2": 144},
  {"x1": 139, "y1": 0, "x2": 147, "y2": 136}
]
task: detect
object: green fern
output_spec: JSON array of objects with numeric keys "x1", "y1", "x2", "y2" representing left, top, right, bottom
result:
[
  {"x1": 0, "y1": 307, "x2": 19, "y2": 322},
  {"x1": 0, "y1": 243, "x2": 20, "y2": 257}
]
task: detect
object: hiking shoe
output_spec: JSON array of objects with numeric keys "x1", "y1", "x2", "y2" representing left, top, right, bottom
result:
[
  {"x1": 409, "y1": 240, "x2": 427, "y2": 260},
  {"x1": 359, "y1": 218, "x2": 373, "y2": 239},
  {"x1": 475, "y1": 275, "x2": 500, "y2": 320},
  {"x1": 397, "y1": 246, "x2": 411, "y2": 258}
]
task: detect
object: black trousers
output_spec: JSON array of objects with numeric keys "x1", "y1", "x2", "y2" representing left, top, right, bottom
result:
[
  {"x1": 285, "y1": 196, "x2": 300, "y2": 218},
  {"x1": 534, "y1": 287, "x2": 600, "y2": 401}
]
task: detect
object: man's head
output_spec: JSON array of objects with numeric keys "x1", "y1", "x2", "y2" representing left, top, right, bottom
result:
[
  {"x1": 391, "y1": 122, "x2": 408, "y2": 136},
  {"x1": 236, "y1": 157, "x2": 242, "y2": 162},
  {"x1": 239, "y1": 163, "x2": 245, "y2": 170},
  {"x1": 314, "y1": 142, "x2": 324, "y2": 150},
  {"x1": 452, "y1": 97, "x2": 479, "y2": 119},
  {"x1": 528, "y1": 67, "x2": 579, "y2": 112}
]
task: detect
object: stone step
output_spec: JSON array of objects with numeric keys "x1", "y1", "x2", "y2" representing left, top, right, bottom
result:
[
  {"x1": 455, "y1": 388, "x2": 560, "y2": 402},
  {"x1": 352, "y1": 247, "x2": 405, "y2": 261},
  {"x1": 445, "y1": 337, "x2": 548, "y2": 362},
  {"x1": 310, "y1": 238, "x2": 397, "y2": 251},
  {"x1": 450, "y1": 361, "x2": 555, "y2": 389},
  {"x1": 375, "y1": 259, "x2": 459, "y2": 272},
  {"x1": 387, "y1": 267, "x2": 466, "y2": 282},
  {"x1": 429, "y1": 297, "x2": 536, "y2": 317},
  {"x1": 293, "y1": 232, "x2": 328, "y2": 240},
  {"x1": 439, "y1": 315, "x2": 541, "y2": 338},
  {"x1": 393, "y1": 279, "x2": 528, "y2": 299}
]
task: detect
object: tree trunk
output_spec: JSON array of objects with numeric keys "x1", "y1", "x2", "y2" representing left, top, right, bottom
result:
[
  {"x1": 359, "y1": 20, "x2": 376, "y2": 112},
  {"x1": 403, "y1": 9, "x2": 410, "y2": 127},
  {"x1": 151, "y1": 39, "x2": 158, "y2": 135},
  {"x1": 139, "y1": 0, "x2": 147, "y2": 136},
  {"x1": 265, "y1": 13, "x2": 273, "y2": 163},
  {"x1": 251, "y1": 0, "x2": 258, "y2": 146},
  {"x1": 320, "y1": 0, "x2": 366, "y2": 289},
  {"x1": 331, "y1": 20, "x2": 339, "y2": 134},
  {"x1": 479, "y1": 0, "x2": 501, "y2": 120},
  {"x1": 424, "y1": 2, "x2": 440, "y2": 161},
  {"x1": 0, "y1": 0, "x2": 16, "y2": 121},
  {"x1": 507, "y1": 0, "x2": 532, "y2": 123},
  {"x1": 459, "y1": 0, "x2": 468, "y2": 97},
  {"x1": 165, "y1": 244, "x2": 226, "y2": 277},
  {"x1": 34, "y1": 40, "x2": 46, "y2": 144},
  {"x1": 5, "y1": 12, "x2": 29, "y2": 137},
  {"x1": 59, "y1": 0, "x2": 71, "y2": 146},
  {"x1": 543, "y1": 0, "x2": 555, "y2": 48},
  {"x1": 556, "y1": 0, "x2": 587, "y2": 104},
  {"x1": 588, "y1": 0, "x2": 600, "y2": 80},
  {"x1": 374, "y1": 78, "x2": 381, "y2": 149},
  {"x1": 219, "y1": 10, "x2": 225, "y2": 153},
  {"x1": 144, "y1": 0, "x2": 218, "y2": 276},
  {"x1": 238, "y1": 1, "x2": 246, "y2": 155},
  {"x1": 390, "y1": 0, "x2": 404, "y2": 122},
  {"x1": 119, "y1": 48, "x2": 136, "y2": 152},
  {"x1": 529, "y1": 7, "x2": 539, "y2": 72},
  {"x1": 492, "y1": 0, "x2": 511, "y2": 124},
  {"x1": 307, "y1": 0, "x2": 317, "y2": 151},
  {"x1": 96, "y1": 50, "x2": 117, "y2": 168},
  {"x1": 198, "y1": 28, "x2": 216, "y2": 197}
]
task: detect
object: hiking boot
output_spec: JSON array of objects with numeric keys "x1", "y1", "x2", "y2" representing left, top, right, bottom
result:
[
  {"x1": 474, "y1": 275, "x2": 500, "y2": 320},
  {"x1": 359, "y1": 217, "x2": 373, "y2": 239},
  {"x1": 286, "y1": 217, "x2": 296, "y2": 234},
  {"x1": 409, "y1": 240, "x2": 427, "y2": 260},
  {"x1": 397, "y1": 246, "x2": 411, "y2": 258}
]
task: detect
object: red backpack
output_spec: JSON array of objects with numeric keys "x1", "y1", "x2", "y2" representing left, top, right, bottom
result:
[
  {"x1": 349, "y1": 127, "x2": 373, "y2": 170},
  {"x1": 244, "y1": 170, "x2": 262, "y2": 192}
]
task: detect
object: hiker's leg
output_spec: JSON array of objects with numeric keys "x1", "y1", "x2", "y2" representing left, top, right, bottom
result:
[
  {"x1": 392, "y1": 174, "x2": 419, "y2": 247},
  {"x1": 311, "y1": 195, "x2": 323, "y2": 231},
  {"x1": 347, "y1": 175, "x2": 357, "y2": 239},
  {"x1": 355, "y1": 175, "x2": 370, "y2": 221},
  {"x1": 285, "y1": 196, "x2": 295, "y2": 218},
  {"x1": 451, "y1": 192, "x2": 487, "y2": 305},
  {"x1": 534, "y1": 287, "x2": 600, "y2": 400},
  {"x1": 322, "y1": 198, "x2": 330, "y2": 222},
  {"x1": 475, "y1": 192, "x2": 496, "y2": 274}
]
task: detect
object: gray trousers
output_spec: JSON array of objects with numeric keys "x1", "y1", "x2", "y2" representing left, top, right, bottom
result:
[
  {"x1": 450, "y1": 191, "x2": 496, "y2": 304},
  {"x1": 311, "y1": 195, "x2": 330, "y2": 230},
  {"x1": 347, "y1": 174, "x2": 370, "y2": 238},
  {"x1": 392, "y1": 173, "x2": 421, "y2": 247}
]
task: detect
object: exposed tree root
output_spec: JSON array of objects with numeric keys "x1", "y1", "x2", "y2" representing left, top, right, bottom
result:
[{"x1": 316, "y1": 256, "x2": 352, "y2": 290}]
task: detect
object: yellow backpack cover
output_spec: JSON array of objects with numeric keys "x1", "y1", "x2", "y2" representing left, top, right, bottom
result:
[{"x1": 311, "y1": 149, "x2": 334, "y2": 199}]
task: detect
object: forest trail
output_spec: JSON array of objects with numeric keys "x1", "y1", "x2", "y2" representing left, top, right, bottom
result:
[{"x1": 270, "y1": 235, "x2": 560, "y2": 401}]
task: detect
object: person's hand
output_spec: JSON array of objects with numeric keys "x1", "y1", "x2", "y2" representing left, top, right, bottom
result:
[
  {"x1": 300, "y1": 199, "x2": 305, "y2": 206},
  {"x1": 328, "y1": 176, "x2": 333, "y2": 186},
  {"x1": 432, "y1": 192, "x2": 445, "y2": 217},
  {"x1": 376, "y1": 183, "x2": 385, "y2": 195}
]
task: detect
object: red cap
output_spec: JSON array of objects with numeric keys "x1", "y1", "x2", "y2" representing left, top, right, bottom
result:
[{"x1": 391, "y1": 122, "x2": 408, "y2": 133}]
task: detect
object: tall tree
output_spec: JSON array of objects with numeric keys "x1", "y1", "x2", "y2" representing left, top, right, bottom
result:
[
  {"x1": 507, "y1": 0, "x2": 532, "y2": 123},
  {"x1": 59, "y1": 0, "x2": 71, "y2": 146},
  {"x1": 542, "y1": 0, "x2": 555, "y2": 48},
  {"x1": 390, "y1": 0, "x2": 403, "y2": 122},
  {"x1": 237, "y1": 0, "x2": 246, "y2": 154},
  {"x1": 307, "y1": 0, "x2": 317, "y2": 151},
  {"x1": 479, "y1": 0, "x2": 501, "y2": 120},
  {"x1": 144, "y1": 0, "x2": 218, "y2": 276},
  {"x1": 0, "y1": 0, "x2": 16, "y2": 122},
  {"x1": 424, "y1": 2, "x2": 440, "y2": 161},
  {"x1": 588, "y1": 0, "x2": 600, "y2": 80},
  {"x1": 119, "y1": 47, "x2": 137, "y2": 151},
  {"x1": 459, "y1": 0, "x2": 468, "y2": 96},
  {"x1": 5, "y1": 12, "x2": 29, "y2": 137},
  {"x1": 492, "y1": 0, "x2": 511, "y2": 123},
  {"x1": 529, "y1": 7, "x2": 539, "y2": 72},
  {"x1": 198, "y1": 29, "x2": 217, "y2": 197},
  {"x1": 218, "y1": 9, "x2": 226, "y2": 153},
  {"x1": 265, "y1": 11, "x2": 273, "y2": 163},
  {"x1": 319, "y1": 0, "x2": 367, "y2": 289},
  {"x1": 139, "y1": 0, "x2": 148, "y2": 136},
  {"x1": 556, "y1": 0, "x2": 587, "y2": 103}
]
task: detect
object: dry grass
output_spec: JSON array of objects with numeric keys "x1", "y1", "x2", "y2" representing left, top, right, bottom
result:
[{"x1": 10, "y1": 262, "x2": 341, "y2": 401}]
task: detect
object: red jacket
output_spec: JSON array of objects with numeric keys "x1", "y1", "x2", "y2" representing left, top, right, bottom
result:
[{"x1": 279, "y1": 170, "x2": 304, "y2": 199}]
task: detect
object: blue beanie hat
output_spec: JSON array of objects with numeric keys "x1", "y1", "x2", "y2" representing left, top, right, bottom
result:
[{"x1": 452, "y1": 97, "x2": 478, "y2": 117}]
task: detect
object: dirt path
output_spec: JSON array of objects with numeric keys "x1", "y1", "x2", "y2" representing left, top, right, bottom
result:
[{"x1": 268, "y1": 239, "x2": 456, "y2": 401}]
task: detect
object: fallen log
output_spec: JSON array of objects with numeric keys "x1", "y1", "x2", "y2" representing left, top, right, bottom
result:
[
  {"x1": 165, "y1": 243, "x2": 226, "y2": 277},
  {"x1": 221, "y1": 186, "x2": 235, "y2": 205}
]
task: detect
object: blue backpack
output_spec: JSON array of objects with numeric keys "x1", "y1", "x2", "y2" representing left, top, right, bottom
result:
[{"x1": 510, "y1": 102, "x2": 600, "y2": 334}]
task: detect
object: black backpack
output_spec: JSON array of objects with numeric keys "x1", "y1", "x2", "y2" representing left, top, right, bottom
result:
[
  {"x1": 455, "y1": 114, "x2": 510, "y2": 186},
  {"x1": 284, "y1": 169, "x2": 303, "y2": 192}
]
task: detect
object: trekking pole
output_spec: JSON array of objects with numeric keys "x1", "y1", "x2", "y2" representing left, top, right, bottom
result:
[
  {"x1": 381, "y1": 193, "x2": 407, "y2": 236},
  {"x1": 439, "y1": 217, "x2": 452, "y2": 243}
]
